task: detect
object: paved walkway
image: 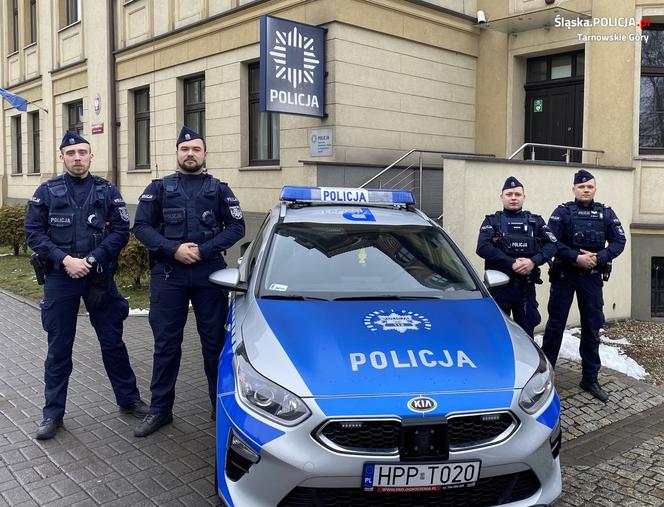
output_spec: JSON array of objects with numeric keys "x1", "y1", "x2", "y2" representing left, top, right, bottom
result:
[{"x1": 0, "y1": 290, "x2": 663, "y2": 506}]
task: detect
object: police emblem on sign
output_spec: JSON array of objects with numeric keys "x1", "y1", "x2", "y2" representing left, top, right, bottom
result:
[
  {"x1": 229, "y1": 205, "x2": 243, "y2": 220},
  {"x1": 364, "y1": 310, "x2": 432, "y2": 334}
]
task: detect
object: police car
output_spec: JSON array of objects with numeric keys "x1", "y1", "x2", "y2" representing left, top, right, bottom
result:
[{"x1": 210, "y1": 186, "x2": 562, "y2": 506}]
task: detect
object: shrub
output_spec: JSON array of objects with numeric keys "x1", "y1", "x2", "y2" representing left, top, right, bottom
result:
[
  {"x1": 117, "y1": 233, "x2": 150, "y2": 286},
  {"x1": 0, "y1": 205, "x2": 28, "y2": 256}
]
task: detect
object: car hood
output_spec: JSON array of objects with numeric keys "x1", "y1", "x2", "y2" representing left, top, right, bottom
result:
[{"x1": 244, "y1": 298, "x2": 518, "y2": 398}]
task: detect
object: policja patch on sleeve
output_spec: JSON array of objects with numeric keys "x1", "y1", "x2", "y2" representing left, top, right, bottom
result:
[
  {"x1": 119, "y1": 207, "x2": 130, "y2": 222},
  {"x1": 229, "y1": 205, "x2": 243, "y2": 220}
]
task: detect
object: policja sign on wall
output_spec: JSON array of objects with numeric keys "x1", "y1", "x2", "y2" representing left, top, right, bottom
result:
[{"x1": 260, "y1": 15, "x2": 326, "y2": 118}]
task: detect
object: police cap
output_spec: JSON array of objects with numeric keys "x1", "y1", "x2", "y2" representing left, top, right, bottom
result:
[
  {"x1": 176, "y1": 125, "x2": 204, "y2": 147},
  {"x1": 502, "y1": 176, "x2": 523, "y2": 191},
  {"x1": 574, "y1": 169, "x2": 594, "y2": 185},
  {"x1": 59, "y1": 131, "x2": 89, "y2": 150}
]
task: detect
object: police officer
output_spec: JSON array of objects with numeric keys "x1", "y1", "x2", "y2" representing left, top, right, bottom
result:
[
  {"x1": 541, "y1": 170, "x2": 626, "y2": 402},
  {"x1": 476, "y1": 176, "x2": 557, "y2": 338},
  {"x1": 133, "y1": 126, "x2": 245, "y2": 437},
  {"x1": 24, "y1": 131, "x2": 148, "y2": 440}
]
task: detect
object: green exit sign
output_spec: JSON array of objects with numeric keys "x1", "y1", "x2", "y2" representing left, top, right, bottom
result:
[{"x1": 534, "y1": 99, "x2": 543, "y2": 113}]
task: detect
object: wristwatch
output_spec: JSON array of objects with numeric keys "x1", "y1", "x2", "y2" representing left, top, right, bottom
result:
[{"x1": 86, "y1": 255, "x2": 97, "y2": 265}]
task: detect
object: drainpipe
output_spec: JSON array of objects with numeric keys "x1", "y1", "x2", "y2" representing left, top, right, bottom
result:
[{"x1": 108, "y1": 0, "x2": 118, "y2": 185}]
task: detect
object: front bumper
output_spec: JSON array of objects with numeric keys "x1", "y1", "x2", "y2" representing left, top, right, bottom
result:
[{"x1": 216, "y1": 391, "x2": 562, "y2": 507}]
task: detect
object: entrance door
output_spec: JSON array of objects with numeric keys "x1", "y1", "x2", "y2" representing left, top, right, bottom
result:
[
  {"x1": 524, "y1": 52, "x2": 584, "y2": 162},
  {"x1": 653, "y1": 258, "x2": 664, "y2": 318}
]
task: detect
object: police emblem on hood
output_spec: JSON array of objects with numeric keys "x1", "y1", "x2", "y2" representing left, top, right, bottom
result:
[{"x1": 364, "y1": 310, "x2": 432, "y2": 333}]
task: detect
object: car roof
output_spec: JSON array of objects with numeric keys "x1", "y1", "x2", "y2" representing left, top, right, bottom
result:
[{"x1": 278, "y1": 204, "x2": 432, "y2": 226}]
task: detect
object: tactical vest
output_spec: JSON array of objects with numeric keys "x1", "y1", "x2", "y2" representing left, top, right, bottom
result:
[
  {"x1": 493, "y1": 211, "x2": 538, "y2": 257},
  {"x1": 160, "y1": 173, "x2": 222, "y2": 244},
  {"x1": 565, "y1": 201, "x2": 606, "y2": 251},
  {"x1": 45, "y1": 175, "x2": 109, "y2": 256}
]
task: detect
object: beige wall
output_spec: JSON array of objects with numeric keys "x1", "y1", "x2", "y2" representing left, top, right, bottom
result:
[
  {"x1": 442, "y1": 157, "x2": 634, "y2": 327},
  {"x1": 113, "y1": 0, "x2": 479, "y2": 212}
]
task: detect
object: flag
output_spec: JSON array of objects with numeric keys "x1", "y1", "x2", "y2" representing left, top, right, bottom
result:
[{"x1": 0, "y1": 87, "x2": 28, "y2": 112}]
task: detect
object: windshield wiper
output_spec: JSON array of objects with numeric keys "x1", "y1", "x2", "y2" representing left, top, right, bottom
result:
[
  {"x1": 261, "y1": 294, "x2": 329, "y2": 301},
  {"x1": 333, "y1": 295, "x2": 443, "y2": 301}
]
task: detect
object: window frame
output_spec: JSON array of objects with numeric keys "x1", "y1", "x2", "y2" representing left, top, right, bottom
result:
[
  {"x1": 67, "y1": 100, "x2": 84, "y2": 134},
  {"x1": 10, "y1": 0, "x2": 20, "y2": 53},
  {"x1": 13, "y1": 116, "x2": 23, "y2": 175},
  {"x1": 248, "y1": 62, "x2": 280, "y2": 166},
  {"x1": 66, "y1": 0, "x2": 79, "y2": 26},
  {"x1": 133, "y1": 87, "x2": 151, "y2": 170},
  {"x1": 526, "y1": 50, "x2": 584, "y2": 84},
  {"x1": 30, "y1": 111, "x2": 40, "y2": 174},
  {"x1": 639, "y1": 23, "x2": 664, "y2": 155},
  {"x1": 183, "y1": 75, "x2": 205, "y2": 138},
  {"x1": 28, "y1": 0, "x2": 37, "y2": 45}
]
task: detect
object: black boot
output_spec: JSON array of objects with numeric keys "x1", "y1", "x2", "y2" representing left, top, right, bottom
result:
[
  {"x1": 579, "y1": 380, "x2": 608, "y2": 402},
  {"x1": 35, "y1": 418, "x2": 63, "y2": 440},
  {"x1": 134, "y1": 413, "x2": 173, "y2": 437},
  {"x1": 119, "y1": 399, "x2": 150, "y2": 418}
]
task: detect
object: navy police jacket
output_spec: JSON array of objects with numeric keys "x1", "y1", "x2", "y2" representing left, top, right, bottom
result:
[
  {"x1": 476, "y1": 209, "x2": 557, "y2": 279},
  {"x1": 133, "y1": 172, "x2": 245, "y2": 263},
  {"x1": 547, "y1": 200, "x2": 626, "y2": 269},
  {"x1": 24, "y1": 173, "x2": 130, "y2": 269}
]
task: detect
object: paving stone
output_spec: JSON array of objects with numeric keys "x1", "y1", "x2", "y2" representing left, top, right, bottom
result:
[{"x1": 4, "y1": 291, "x2": 664, "y2": 506}]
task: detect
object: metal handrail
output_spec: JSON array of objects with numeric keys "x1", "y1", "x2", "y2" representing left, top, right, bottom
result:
[
  {"x1": 508, "y1": 143, "x2": 605, "y2": 164},
  {"x1": 360, "y1": 149, "x2": 493, "y2": 205}
]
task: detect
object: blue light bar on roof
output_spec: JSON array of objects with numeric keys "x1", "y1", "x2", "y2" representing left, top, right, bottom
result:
[{"x1": 280, "y1": 186, "x2": 415, "y2": 206}]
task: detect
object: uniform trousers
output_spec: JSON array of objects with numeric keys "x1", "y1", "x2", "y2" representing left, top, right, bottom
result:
[
  {"x1": 541, "y1": 271, "x2": 604, "y2": 382},
  {"x1": 40, "y1": 271, "x2": 138, "y2": 420},
  {"x1": 489, "y1": 279, "x2": 540, "y2": 338},
  {"x1": 147, "y1": 258, "x2": 228, "y2": 414}
]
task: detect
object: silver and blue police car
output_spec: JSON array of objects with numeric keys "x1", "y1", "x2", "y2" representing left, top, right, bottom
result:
[{"x1": 211, "y1": 186, "x2": 562, "y2": 507}]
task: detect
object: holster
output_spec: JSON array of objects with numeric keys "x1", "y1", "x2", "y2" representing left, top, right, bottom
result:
[
  {"x1": 548, "y1": 258, "x2": 563, "y2": 283},
  {"x1": 30, "y1": 253, "x2": 52, "y2": 285},
  {"x1": 86, "y1": 265, "x2": 111, "y2": 309}
]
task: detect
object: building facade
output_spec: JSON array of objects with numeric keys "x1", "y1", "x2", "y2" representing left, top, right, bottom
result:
[{"x1": 1, "y1": 0, "x2": 662, "y2": 322}]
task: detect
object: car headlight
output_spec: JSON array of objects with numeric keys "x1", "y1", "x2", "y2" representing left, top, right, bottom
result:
[
  {"x1": 518, "y1": 347, "x2": 554, "y2": 414},
  {"x1": 234, "y1": 348, "x2": 311, "y2": 426}
]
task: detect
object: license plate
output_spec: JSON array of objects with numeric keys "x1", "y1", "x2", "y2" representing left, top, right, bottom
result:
[{"x1": 362, "y1": 461, "x2": 481, "y2": 492}]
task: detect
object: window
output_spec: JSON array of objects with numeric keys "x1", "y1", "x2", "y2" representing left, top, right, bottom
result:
[
  {"x1": 134, "y1": 88, "x2": 150, "y2": 169},
  {"x1": 10, "y1": 0, "x2": 19, "y2": 52},
  {"x1": 184, "y1": 75, "x2": 205, "y2": 137},
  {"x1": 13, "y1": 116, "x2": 22, "y2": 175},
  {"x1": 65, "y1": 0, "x2": 79, "y2": 25},
  {"x1": 249, "y1": 63, "x2": 279, "y2": 165},
  {"x1": 653, "y1": 257, "x2": 664, "y2": 317},
  {"x1": 67, "y1": 100, "x2": 84, "y2": 134},
  {"x1": 526, "y1": 51, "x2": 584, "y2": 83},
  {"x1": 639, "y1": 24, "x2": 664, "y2": 154},
  {"x1": 28, "y1": 0, "x2": 37, "y2": 44},
  {"x1": 30, "y1": 112, "x2": 40, "y2": 173}
]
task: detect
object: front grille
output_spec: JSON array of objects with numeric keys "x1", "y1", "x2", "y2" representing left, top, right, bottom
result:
[
  {"x1": 315, "y1": 412, "x2": 517, "y2": 455},
  {"x1": 320, "y1": 420, "x2": 401, "y2": 452},
  {"x1": 278, "y1": 469, "x2": 540, "y2": 507},
  {"x1": 448, "y1": 412, "x2": 515, "y2": 450}
]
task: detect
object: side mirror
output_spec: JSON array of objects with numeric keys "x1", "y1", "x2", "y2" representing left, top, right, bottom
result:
[
  {"x1": 484, "y1": 269, "x2": 510, "y2": 288},
  {"x1": 209, "y1": 268, "x2": 248, "y2": 292},
  {"x1": 239, "y1": 241, "x2": 251, "y2": 257}
]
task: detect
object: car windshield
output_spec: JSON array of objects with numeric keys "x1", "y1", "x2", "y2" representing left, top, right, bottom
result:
[{"x1": 259, "y1": 222, "x2": 481, "y2": 300}]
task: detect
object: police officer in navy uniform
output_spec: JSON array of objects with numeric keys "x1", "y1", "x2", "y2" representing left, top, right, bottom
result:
[
  {"x1": 133, "y1": 126, "x2": 245, "y2": 437},
  {"x1": 541, "y1": 170, "x2": 626, "y2": 402},
  {"x1": 24, "y1": 132, "x2": 148, "y2": 440},
  {"x1": 476, "y1": 176, "x2": 557, "y2": 338}
]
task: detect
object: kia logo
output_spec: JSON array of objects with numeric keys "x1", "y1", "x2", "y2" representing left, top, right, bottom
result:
[{"x1": 407, "y1": 397, "x2": 437, "y2": 413}]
